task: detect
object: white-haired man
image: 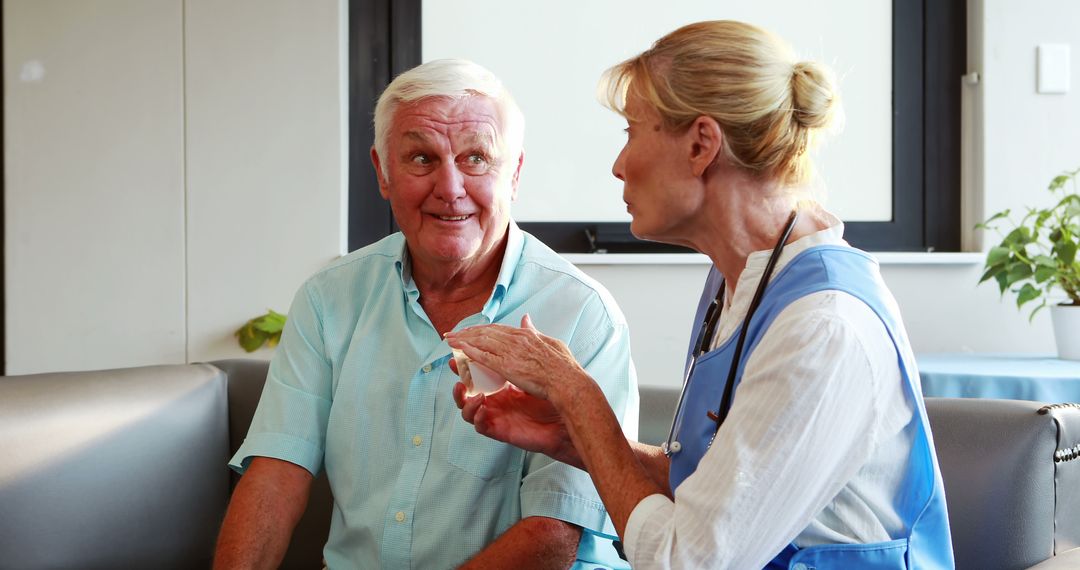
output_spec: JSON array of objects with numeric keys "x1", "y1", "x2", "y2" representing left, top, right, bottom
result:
[{"x1": 214, "y1": 59, "x2": 638, "y2": 569}]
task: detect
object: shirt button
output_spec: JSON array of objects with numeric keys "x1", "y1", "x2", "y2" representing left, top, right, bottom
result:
[
  {"x1": 395, "y1": 511, "x2": 406, "y2": 523},
  {"x1": 422, "y1": 364, "x2": 433, "y2": 373},
  {"x1": 412, "y1": 435, "x2": 423, "y2": 446}
]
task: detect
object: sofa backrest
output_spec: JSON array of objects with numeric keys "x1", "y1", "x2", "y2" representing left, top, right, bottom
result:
[
  {"x1": 3, "y1": 362, "x2": 1076, "y2": 570},
  {"x1": 0, "y1": 363, "x2": 230, "y2": 569},
  {"x1": 212, "y1": 359, "x2": 333, "y2": 569}
]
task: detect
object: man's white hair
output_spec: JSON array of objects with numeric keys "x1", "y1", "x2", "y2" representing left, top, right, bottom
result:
[{"x1": 373, "y1": 59, "x2": 525, "y2": 176}]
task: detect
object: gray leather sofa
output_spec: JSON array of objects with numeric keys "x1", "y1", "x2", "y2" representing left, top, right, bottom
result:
[{"x1": 1, "y1": 360, "x2": 1078, "y2": 569}]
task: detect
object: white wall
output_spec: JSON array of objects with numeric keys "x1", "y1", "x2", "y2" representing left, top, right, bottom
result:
[
  {"x1": 424, "y1": 0, "x2": 894, "y2": 223},
  {"x1": 4, "y1": 0, "x2": 346, "y2": 374},
  {"x1": 5, "y1": 0, "x2": 1078, "y2": 381}
]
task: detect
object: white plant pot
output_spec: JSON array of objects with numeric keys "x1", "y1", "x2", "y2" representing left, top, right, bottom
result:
[{"x1": 1050, "y1": 304, "x2": 1080, "y2": 360}]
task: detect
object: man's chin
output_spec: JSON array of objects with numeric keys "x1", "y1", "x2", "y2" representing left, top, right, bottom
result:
[{"x1": 417, "y1": 239, "x2": 482, "y2": 264}]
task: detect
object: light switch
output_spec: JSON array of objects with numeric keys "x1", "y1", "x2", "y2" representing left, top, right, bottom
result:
[{"x1": 1037, "y1": 44, "x2": 1070, "y2": 94}]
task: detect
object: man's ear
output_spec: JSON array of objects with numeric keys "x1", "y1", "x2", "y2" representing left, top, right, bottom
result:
[
  {"x1": 509, "y1": 150, "x2": 524, "y2": 202},
  {"x1": 370, "y1": 146, "x2": 391, "y2": 199},
  {"x1": 688, "y1": 116, "x2": 724, "y2": 178}
]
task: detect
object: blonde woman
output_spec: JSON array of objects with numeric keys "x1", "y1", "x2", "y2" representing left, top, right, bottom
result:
[{"x1": 447, "y1": 21, "x2": 954, "y2": 569}]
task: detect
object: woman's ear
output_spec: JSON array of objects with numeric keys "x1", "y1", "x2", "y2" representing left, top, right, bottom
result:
[{"x1": 688, "y1": 116, "x2": 724, "y2": 177}]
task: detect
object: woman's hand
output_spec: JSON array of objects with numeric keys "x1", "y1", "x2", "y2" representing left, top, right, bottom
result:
[
  {"x1": 446, "y1": 314, "x2": 591, "y2": 467},
  {"x1": 445, "y1": 314, "x2": 589, "y2": 403},
  {"x1": 452, "y1": 382, "x2": 582, "y2": 468}
]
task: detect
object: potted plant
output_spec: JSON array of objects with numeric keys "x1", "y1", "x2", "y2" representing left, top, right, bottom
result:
[
  {"x1": 235, "y1": 309, "x2": 287, "y2": 352},
  {"x1": 977, "y1": 165, "x2": 1080, "y2": 359}
]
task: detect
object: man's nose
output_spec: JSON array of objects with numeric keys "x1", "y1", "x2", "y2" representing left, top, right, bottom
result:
[{"x1": 432, "y1": 163, "x2": 467, "y2": 202}]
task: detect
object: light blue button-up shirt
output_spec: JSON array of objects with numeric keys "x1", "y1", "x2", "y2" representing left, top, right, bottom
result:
[{"x1": 231, "y1": 222, "x2": 638, "y2": 569}]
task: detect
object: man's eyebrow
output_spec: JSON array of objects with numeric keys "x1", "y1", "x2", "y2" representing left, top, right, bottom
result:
[{"x1": 460, "y1": 131, "x2": 496, "y2": 150}]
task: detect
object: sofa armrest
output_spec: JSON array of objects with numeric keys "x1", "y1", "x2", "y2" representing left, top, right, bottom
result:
[{"x1": 1027, "y1": 548, "x2": 1080, "y2": 569}]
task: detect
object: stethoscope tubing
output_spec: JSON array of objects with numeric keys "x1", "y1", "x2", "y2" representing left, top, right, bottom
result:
[{"x1": 662, "y1": 209, "x2": 800, "y2": 457}]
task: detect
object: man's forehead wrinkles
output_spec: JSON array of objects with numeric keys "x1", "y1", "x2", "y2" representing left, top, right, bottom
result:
[
  {"x1": 398, "y1": 124, "x2": 499, "y2": 147},
  {"x1": 403, "y1": 130, "x2": 432, "y2": 143}
]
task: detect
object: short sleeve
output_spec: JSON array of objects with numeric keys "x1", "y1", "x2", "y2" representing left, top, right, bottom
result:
[{"x1": 229, "y1": 281, "x2": 334, "y2": 476}]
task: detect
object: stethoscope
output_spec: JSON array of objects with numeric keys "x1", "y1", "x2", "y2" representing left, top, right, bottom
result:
[{"x1": 661, "y1": 209, "x2": 800, "y2": 456}]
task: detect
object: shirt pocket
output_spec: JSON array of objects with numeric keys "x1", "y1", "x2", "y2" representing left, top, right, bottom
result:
[{"x1": 446, "y1": 419, "x2": 524, "y2": 480}]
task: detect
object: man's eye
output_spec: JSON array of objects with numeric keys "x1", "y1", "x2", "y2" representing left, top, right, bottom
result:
[
  {"x1": 411, "y1": 154, "x2": 431, "y2": 165},
  {"x1": 466, "y1": 154, "x2": 487, "y2": 166}
]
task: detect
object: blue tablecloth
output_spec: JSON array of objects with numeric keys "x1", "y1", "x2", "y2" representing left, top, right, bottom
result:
[{"x1": 917, "y1": 353, "x2": 1080, "y2": 403}]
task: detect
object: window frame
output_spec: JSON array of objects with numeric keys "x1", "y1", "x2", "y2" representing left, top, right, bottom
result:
[{"x1": 348, "y1": 0, "x2": 965, "y2": 254}]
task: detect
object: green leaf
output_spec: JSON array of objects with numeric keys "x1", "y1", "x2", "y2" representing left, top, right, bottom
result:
[
  {"x1": 978, "y1": 210, "x2": 1011, "y2": 229},
  {"x1": 979, "y1": 263, "x2": 1005, "y2": 284},
  {"x1": 1016, "y1": 283, "x2": 1040, "y2": 308},
  {"x1": 1050, "y1": 174, "x2": 1071, "y2": 192},
  {"x1": 1005, "y1": 227, "x2": 1033, "y2": 246},
  {"x1": 994, "y1": 270, "x2": 1009, "y2": 294},
  {"x1": 252, "y1": 311, "x2": 287, "y2": 334},
  {"x1": 1005, "y1": 263, "x2": 1033, "y2": 286},
  {"x1": 235, "y1": 309, "x2": 288, "y2": 351},
  {"x1": 1034, "y1": 264, "x2": 1057, "y2": 283},
  {"x1": 235, "y1": 324, "x2": 270, "y2": 353},
  {"x1": 1028, "y1": 299, "x2": 1049, "y2": 322},
  {"x1": 985, "y1": 246, "x2": 1011, "y2": 267},
  {"x1": 1058, "y1": 241, "x2": 1078, "y2": 265}
]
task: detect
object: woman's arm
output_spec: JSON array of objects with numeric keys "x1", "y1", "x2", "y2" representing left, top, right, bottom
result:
[{"x1": 548, "y1": 373, "x2": 671, "y2": 534}]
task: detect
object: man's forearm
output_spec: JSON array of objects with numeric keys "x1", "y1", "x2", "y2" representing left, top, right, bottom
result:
[
  {"x1": 459, "y1": 516, "x2": 581, "y2": 570},
  {"x1": 214, "y1": 457, "x2": 314, "y2": 570}
]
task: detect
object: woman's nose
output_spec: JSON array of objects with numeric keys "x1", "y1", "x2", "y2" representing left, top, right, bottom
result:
[{"x1": 612, "y1": 146, "x2": 627, "y2": 181}]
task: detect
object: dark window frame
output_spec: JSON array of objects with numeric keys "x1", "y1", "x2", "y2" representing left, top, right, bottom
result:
[
  {"x1": 347, "y1": 0, "x2": 965, "y2": 253},
  {"x1": 1, "y1": 4, "x2": 6, "y2": 374},
  {"x1": 347, "y1": 0, "x2": 419, "y2": 251}
]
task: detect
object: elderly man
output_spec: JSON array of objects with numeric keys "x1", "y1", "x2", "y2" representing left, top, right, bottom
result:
[{"x1": 213, "y1": 59, "x2": 638, "y2": 569}]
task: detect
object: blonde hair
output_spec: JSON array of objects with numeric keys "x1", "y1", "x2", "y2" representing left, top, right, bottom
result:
[
  {"x1": 373, "y1": 59, "x2": 524, "y2": 176},
  {"x1": 601, "y1": 20, "x2": 840, "y2": 187}
]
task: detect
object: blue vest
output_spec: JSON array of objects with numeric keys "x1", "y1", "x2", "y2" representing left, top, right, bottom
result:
[{"x1": 669, "y1": 246, "x2": 954, "y2": 569}]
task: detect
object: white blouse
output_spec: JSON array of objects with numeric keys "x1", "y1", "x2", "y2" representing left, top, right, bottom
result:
[{"x1": 623, "y1": 219, "x2": 917, "y2": 569}]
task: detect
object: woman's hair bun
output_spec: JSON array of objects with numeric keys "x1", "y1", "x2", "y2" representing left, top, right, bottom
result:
[{"x1": 790, "y1": 61, "x2": 837, "y2": 130}]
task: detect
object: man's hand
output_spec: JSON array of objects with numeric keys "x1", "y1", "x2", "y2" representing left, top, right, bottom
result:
[{"x1": 453, "y1": 382, "x2": 583, "y2": 469}]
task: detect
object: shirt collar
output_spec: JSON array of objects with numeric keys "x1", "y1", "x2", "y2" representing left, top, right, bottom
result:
[{"x1": 393, "y1": 220, "x2": 525, "y2": 319}]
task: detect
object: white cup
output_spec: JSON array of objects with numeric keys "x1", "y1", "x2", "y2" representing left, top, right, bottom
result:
[{"x1": 452, "y1": 348, "x2": 509, "y2": 395}]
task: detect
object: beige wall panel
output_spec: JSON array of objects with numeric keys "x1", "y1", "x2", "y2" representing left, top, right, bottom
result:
[
  {"x1": 4, "y1": 0, "x2": 185, "y2": 374},
  {"x1": 183, "y1": 0, "x2": 347, "y2": 362}
]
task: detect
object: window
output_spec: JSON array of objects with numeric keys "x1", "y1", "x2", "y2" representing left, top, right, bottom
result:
[{"x1": 348, "y1": 0, "x2": 965, "y2": 253}]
